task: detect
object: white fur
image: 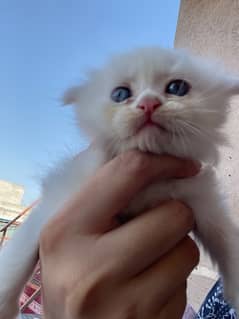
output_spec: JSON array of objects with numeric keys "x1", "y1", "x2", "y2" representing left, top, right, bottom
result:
[{"x1": 1, "y1": 47, "x2": 239, "y2": 318}]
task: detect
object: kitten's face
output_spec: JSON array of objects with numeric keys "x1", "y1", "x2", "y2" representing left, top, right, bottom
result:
[{"x1": 64, "y1": 47, "x2": 239, "y2": 161}]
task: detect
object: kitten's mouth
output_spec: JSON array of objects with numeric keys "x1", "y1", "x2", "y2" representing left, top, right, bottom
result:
[{"x1": 137, "y1": 118, "x2": 167, "y2": 134}]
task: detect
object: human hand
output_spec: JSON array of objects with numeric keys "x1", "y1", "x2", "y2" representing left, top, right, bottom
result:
[{"x1": 39, "y1": 151, "x2": 200, "y2": 319}]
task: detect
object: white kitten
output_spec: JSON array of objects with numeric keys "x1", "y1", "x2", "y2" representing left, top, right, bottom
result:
[{"x1": 1, "y1": 47, "x2": 239, "y2": 318}]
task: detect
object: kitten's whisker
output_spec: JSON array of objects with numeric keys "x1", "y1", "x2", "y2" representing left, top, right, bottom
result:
[
  {"x1": 180, "y1": 121, "x2": 204, "y2": 137},
  {"x1": 180, "y1": 126, "x2": 192, "y2": 155},
  {"x1": 176, "y1": 126, "x2": 188, "y2": 155},
  {"x1": 182, "y1": 123, "x2": 205, "y2": 140},
  {"x1": 183, "y1": 120, "x2": 212, "y2": 138},
  {"x1": 177, "y1": 119, "x2": 214, "y2": 145},
  {"x1": 171, "y1": 123, "x2": 177, "y2": 145}
]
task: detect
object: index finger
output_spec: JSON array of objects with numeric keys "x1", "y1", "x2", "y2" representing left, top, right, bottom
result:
[{"x1": 56, "y1": 150, "x2": 200, "y2": 233}]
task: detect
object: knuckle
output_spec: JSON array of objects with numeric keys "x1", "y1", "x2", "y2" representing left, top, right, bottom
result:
[
  {"x1": 39, "y1": 225, "x2": 54, "y2": 254},
  {"x1": 65, "y1": 273, "x2": 107, "y2": 319},
  {"x1": 170, "y1": 200, "x2": 194, "y2": 231},
  {"x1": 39, "y1": 225, "x2": 51, "y2": 253},
  {"x1": 39, "y1": 218, "x2": 65, "y2": 254},
  {"x1": 189, "y1": 239, "x2": 200, "y2": 267},
  {"x1": 124, "y1": 303, "x2": 138, "y2": 319},
  {"x1": 181, "y1": 289, "x2": 187, "y2": 311},
  {"x1": 184, "y1": 237, "x2": 200, "y2": 267},
  {"x1": 117, "y1": 151, "x2": 151, "y2": 177}
]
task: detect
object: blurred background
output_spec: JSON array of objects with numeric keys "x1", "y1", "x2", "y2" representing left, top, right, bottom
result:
[{"x1": 0, "y1": 0, "x2": 180, "y2": 204}]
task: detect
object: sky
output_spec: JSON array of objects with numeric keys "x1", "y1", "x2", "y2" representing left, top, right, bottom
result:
[{"x1": 0, "y1": 0, "x2": 180, "y2": 205}]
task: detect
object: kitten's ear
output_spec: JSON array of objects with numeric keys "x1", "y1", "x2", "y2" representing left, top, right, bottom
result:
[{"x1": 62, "y1": 86, "x2": 81, "y2": 105}]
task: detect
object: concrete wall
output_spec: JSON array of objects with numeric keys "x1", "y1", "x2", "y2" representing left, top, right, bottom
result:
[
  {"x1": 175, "y1": 0, "x2": 239, "y2": 214},
  {"x1": 0, "y1": 180, "x2": 24, "y2": 205},
  {"x1": 175, "y1": 0, "x2": 239, "y2": 310},
  {"x1": 0, "y1": 180, "x2": 25, "y2": 221}
]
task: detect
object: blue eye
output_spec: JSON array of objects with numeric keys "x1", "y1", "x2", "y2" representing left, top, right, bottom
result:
[
  {"x1": 166, "y1": 80, "x2": 190, "y2": 96},
  {"x1": 111, "y1": 86, "x2": 132, "y2": 103}
]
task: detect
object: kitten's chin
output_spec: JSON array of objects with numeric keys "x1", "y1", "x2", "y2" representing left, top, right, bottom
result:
[
  {"x1": 112, "y1": 126, "x2": 219, "y2": 165},
  {"x1": 119, "y1": 125, "x2": 172, "y2": 155}
]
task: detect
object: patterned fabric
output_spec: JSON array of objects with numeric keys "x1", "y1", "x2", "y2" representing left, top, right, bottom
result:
[
  {"x1": 197, "y1": 280, "x2": 238, "y2": 319},
  {"x1": 20, "y1": 265, "x2": 41, "y2": 315}
]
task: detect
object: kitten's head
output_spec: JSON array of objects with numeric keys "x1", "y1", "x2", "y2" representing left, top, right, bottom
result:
[{"x1": 64, "y1": 47, "x2": 239, "y2": 162}]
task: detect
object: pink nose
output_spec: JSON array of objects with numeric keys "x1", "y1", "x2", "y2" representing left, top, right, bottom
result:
[{"x1": 137, "y1": 96, "x2": 161, "y2": 113}]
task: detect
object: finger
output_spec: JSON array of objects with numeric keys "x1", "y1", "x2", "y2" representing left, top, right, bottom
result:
[
  {"x1": 54, "y1": 151, "x2": 200, "y2": 233},
  {"x1": 157, "y1": 283, "x2": 187, "y2": 319},
  {"x1": 101, "y1": 200, "x2": 195, "y2": 276},
  {"x1": 128, "y1": 237, "x2": 199, "y2": 310}
]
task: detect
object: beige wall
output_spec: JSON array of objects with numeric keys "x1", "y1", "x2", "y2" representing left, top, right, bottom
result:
[
  {"x1": 175, "y1": 1, "x2": 239, "y2": 69},
  {"x1": 175, "y1": 0, "x2": 239, "y2": 215},
  {"x1": 175, "y1": 0, "x2": 239, "y2": 310}
]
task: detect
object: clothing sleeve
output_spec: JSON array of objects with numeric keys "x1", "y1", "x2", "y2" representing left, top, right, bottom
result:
[{"x1": 196, "y1": 279, "x2": 238, "y2": 319}]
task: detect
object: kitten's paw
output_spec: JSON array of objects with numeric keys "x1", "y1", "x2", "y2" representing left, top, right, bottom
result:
[{"x1": 0, "y1": 296, "x2": 19, "y2": 319}]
